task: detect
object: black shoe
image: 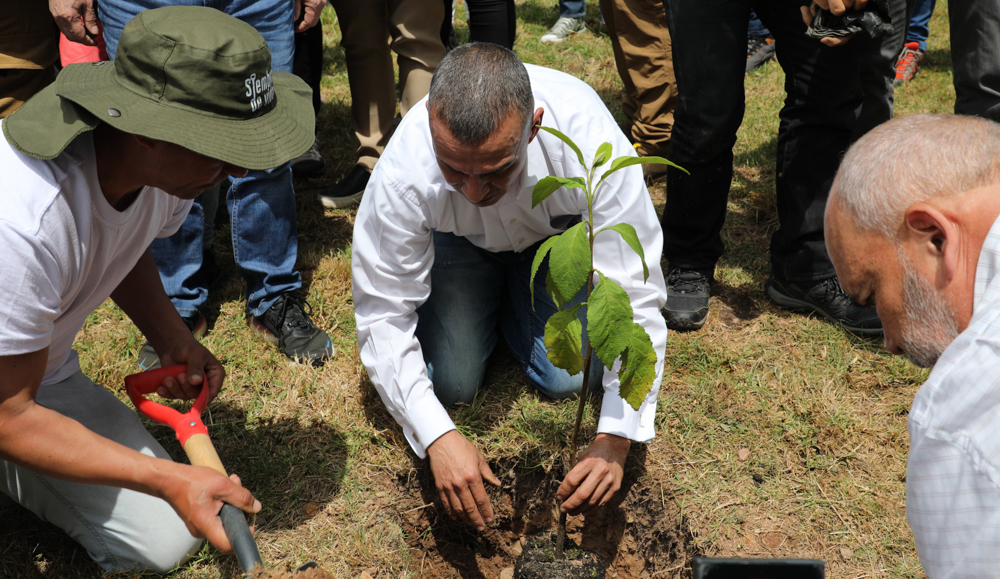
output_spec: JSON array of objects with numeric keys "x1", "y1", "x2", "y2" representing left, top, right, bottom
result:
[
  {"x1": 137, "y1": 311, "x2": 208, "y2": 370},
  {"x1": 663, "y1": 267, "x2": 713, "y2": 331},
  {"x1": 251, "y1": 293, "x2": 334, "y2": 366},
  {"x1": 766, "y1": 275, "x2": 882, "y2": 336},
  {"x1": 290, "y1": 138, "x2": 325, "y2": 178},
  {"x1": 746, "y1": 35, "x2": 775, "y2": 73},
  {"x1": 318, "y1": 164, "x2": 370, "y2": 209}
]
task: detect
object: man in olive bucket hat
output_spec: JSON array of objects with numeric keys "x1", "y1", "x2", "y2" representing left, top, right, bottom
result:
[{"x1": 0, "y1": 7, "x2": 313, "y2": 572}]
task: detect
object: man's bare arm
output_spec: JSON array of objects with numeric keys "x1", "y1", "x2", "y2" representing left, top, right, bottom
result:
[
  {"x1": 0, "y1": 348, "x2": 259, "y2": 552},
  {"x1": 110, "y1": 247, "x2": 224, "y2": 401}
]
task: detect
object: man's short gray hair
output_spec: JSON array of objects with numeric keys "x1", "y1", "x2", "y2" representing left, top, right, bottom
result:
[
  {"x1": 834, "y1": 114, "x2": 1000, "y2": 237},
  {"x1": 427, "y1": 42, "x2": 534, "y2": 146}
]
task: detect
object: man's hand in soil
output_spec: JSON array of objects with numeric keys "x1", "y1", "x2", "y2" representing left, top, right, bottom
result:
[
  {"x1": 159, "y1": 466, "x2": 260, "y2": 553},
  {"x1": 155, "y1": 336, "x2": 226, "y2": 402},
  {"x1": 49, "y1": 0, "x2": 99, "y2": 46},
  {"x1": 557, "y1": 433, "x2": 630, "y2": 516},
  {"x1": 426, "y1": 429, "x2": 501, "y2": 531}
]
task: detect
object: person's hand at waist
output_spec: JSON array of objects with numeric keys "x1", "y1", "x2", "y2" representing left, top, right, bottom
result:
[
  {"x1": 153, "y1": 330, "x2": 225, "y2": 402},
  {"x1": 813, "y1": 0, "x2": 869, "y2": 15},
  {"x1": 49, "y1": 0, "x2": 99, "y2": 46},
  {"x1": 294, "y1": 0, "x2": 326, "y2": 33},
  {"x1": 154, "y1": 463, "x2": 261, "y2": 553},
  {"x1": 556, "y1": 433, "x2": 630, "y2": 516},
  {"x1": 426, "y1": 429, "x2": 501, "y2": 531}
]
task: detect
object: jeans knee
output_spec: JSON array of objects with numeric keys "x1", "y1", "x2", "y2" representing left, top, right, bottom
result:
[{"x1": 427, "y1": 361, "x2": 484, "y2": 407}]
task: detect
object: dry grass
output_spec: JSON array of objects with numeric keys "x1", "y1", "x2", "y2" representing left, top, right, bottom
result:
[{"x1": 0, "y1": 1, "x2": 959, "y2": 578}]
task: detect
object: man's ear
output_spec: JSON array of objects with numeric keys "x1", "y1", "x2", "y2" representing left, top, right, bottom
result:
[
  {"x1": 903, "y1": 203, "x2": 959, "y2": 283},
  {"x1": 527, "y1": 108, "x2": 544, "y2": 143}
]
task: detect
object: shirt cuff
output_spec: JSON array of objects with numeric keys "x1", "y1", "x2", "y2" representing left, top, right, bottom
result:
[
  {"x1": 596, "y1": 389, "x2": 656, "y2": 444},
  {"x1": 403, "y1": 390, "x2": 457, "y2": 458}
]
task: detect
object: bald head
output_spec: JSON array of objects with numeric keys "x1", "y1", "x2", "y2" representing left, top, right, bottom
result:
[{"x1": 830, "y1": 114, "x2": 1000, "y2": 238}]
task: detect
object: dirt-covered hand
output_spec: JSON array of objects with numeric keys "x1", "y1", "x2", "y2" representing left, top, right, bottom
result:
[
  {"x1": 159, "y1": 466, "x2": 261, "y2": 553},
  {"x1": 427, "y1": 430, "x2": 501, "y2": 531},
  {"x1": 812, "y1": 0, "x2": 869, "y2": 15},
  {"x1": 557, "y1": 433, "x2": 630, "y2": 516},
  {"x1": 294, "y1": 0, "x2": 326, "y2": 32},
  {"x1": 156, "y1": 339, "x2": 225, "y2": 402},
  {"x1": 49, "y1": 0, "x2": 99, "y2": 46}
]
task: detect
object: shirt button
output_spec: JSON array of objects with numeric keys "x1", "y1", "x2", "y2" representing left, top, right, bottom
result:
[
  {"x1": 518, "y1": 238, "x2": 525, "y2": 244},
  {"x1": 509, "y1": 218, "x2": 516, "y2": 224}
]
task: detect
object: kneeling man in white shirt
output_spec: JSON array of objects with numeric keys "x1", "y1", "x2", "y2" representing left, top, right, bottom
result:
[
  {"x1": 352, "y1": 43, "x2": 668, "y2": 531},
  {"x1": 826, "y1": 114, "x2": 1000, "y2": 578}
]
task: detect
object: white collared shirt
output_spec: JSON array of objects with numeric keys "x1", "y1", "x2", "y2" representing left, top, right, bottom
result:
[
  {"x1": 907, "y1": 214, "x2": 1000, "y2": 577},
  {"x1": 351, "y1": 64, "x2": 668, "y2": 458}
]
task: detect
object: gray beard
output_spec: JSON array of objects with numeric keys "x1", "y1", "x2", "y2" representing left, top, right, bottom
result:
[{"x1": 899, "y1": 254, "x2": 960, "y2": 368}]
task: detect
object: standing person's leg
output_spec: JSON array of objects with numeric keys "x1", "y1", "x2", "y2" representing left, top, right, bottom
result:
[
  {"x1": 500, "y1": 240, "x2": 602, "y2": 398},
  {"x1": 465, "y1": 0, "x2": 517, "y2": 48},
  {"x1": 0, "y1": 372, "x2": 199, "y2": 573},
  {"x1": 225, "y1": 0, "x2": 334, "y2": 365},
  {"x1": 852, "y1": 0, "x2": 911, "y2": 139},
  {"x1": 948, "y1": 0, "x2": 1000, "y2": 122},
  {"x1": 561, "y1": 0, "x2": 587, "y2": 18},
  {"x1": 389, "y1": 0, "x2": 447, "y2": 115},
  {"x1": 540, "y1": 0, "x2": 586, "y2": 43},
  {"x1": 659, "y1": 0, "x2": 749, "y2": 331},
  {"x1": 415, "y1": 232, "x2": 507, "y2": 405},
  {"x1": 599, "y1": 0, "x2": 675, "y2": 178},
  {"x1": 321, "y1": 0, "x2": 393, "y2": 208},
  {"x1": 753, "y1": 1, "x2": 880, "y2": 335},
  {"x1": 290, "y1": 20, "x2": 325, "y2": 178},
  {"x1": 908, "y1": 0, "x2": 936, "y2": 50}
]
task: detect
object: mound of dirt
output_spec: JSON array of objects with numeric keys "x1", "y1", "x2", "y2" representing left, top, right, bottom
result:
[
  {"x1": 249, "y1": 564, "x2": 335, "y2": 579},
  {"x1": 514, "y1": 532, "x2": 605, "y2": 579},
  {"x1": 389, "y1": 456, "x2": 695, "y2": 578}
]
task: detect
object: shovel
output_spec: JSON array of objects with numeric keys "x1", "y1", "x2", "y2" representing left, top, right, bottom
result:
[{"x1": 125, "y1": 364, "x2": 265, "y2": 574}]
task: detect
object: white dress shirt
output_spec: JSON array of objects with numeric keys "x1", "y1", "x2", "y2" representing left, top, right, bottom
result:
[
  {"x1": 352, "y1": 64, "x2": 668, "y2": 458},
  {"x1": 907, "y1": 214, "x2": 1000, "y2": 578}
]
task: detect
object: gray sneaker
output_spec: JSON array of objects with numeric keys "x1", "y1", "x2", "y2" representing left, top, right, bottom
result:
[{"x1": 540, "y1": 17, "x2": 586, "y2": 44}]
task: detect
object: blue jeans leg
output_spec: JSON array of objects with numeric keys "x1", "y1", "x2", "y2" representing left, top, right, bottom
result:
[
  {"x1": 150, "y1": 195, "x2": 209, "y2": 317},
  {"x1": 502, "y1": 242, "x2": 602, "y2": 400},
  {"x1": 560, "y1": 0, "x2": 586, "y2": 19},
  {"x1": 907, "y1": 0, "x2": 936, "y2": 50},
  {"x1": 416, "y1": 232, "x2": 504, "y2": 406},
  {"x1": 99, "y1": 0, "x2": 301, "y2": 317}
]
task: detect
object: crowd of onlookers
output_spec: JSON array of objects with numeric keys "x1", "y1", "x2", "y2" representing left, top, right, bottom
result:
[{"x1": 4, "y1": 1, "x2": 1000, "y2": 577}]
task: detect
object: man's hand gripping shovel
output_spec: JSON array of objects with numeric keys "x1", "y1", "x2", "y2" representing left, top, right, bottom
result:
[{"x1": 125, "y1": 364, "x2": 265, "y2": 574}]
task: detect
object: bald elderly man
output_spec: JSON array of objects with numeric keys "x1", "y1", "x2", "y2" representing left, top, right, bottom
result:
[{"x1": 826, "y1": 114, "x2": 1000, "y2": 577}]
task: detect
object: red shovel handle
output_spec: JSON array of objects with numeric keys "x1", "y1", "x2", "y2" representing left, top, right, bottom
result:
[{"x1": 124, "y1": 364, "x2": 209, "y2": 445}]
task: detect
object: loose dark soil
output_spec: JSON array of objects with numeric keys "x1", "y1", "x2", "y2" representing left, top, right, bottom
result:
[
  {"x1": 514, "y1": 532, "x2": 604, "y2": 578},
  {"x1": 249, "y1": 564, "x2": 335, "y2": 579},
  {"x1": 389, "y1": 454, "x2": 696, "y2": 578}
]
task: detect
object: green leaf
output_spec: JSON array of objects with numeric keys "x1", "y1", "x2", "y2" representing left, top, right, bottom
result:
[
  {"x1": 596, "y1": 223, "x2": 649, "y2": 282},
  {"x1": 537, "y1": 125, "x2": 586, "y2": 169},
  {"x1": 545, "y1": 268, "x2": 568, "y2": 309},
  {"x1": 544, "y1": 305, "x2": 585, "y2": 375},
  {"x1": 617, "y1": 323, "x2": 658, "y2": 411},
  {"x1": 529, "y1": 235, "x2": 561, "y2": 309},
  {"x1": 588, "y1": 272, "x2": 634, "y2": 369},
  {"x1": 597, "y1": 155, "x2": 689, "y2": 189},
  {"x1": 549, "y1": 222, "x2": 591, "y2": 300},
  {"x1": 593, "y1": 142, "x2": 613, "y2": 168},
  {"x1": 531, "y1": 176, "x2": 586, "y2": 208}
]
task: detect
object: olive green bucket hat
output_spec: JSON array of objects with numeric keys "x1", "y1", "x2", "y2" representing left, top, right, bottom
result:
[{"x1": 2, "y1": 5, "x2": 313, "y2": 171}]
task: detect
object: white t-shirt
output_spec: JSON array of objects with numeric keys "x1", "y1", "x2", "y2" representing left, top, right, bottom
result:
[{"x1": 0, "y1": 126, "x2": 191, "y2": 385}]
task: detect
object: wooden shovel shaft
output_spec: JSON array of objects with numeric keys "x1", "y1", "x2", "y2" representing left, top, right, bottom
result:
[{"x1": 183, "y1": 433, "x2": 227, "y2": 475}]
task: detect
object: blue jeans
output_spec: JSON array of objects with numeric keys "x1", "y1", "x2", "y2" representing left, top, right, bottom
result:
[
  {"x1": 99, "y1": 0, "x2": 301, "y2": 316},
  {"x1": 748, "y1": 10, "x2": 769, "y2": 36},
  {"x1": 560, "y1": 0, "x2": 585, "y2": 18},
  {"x1": 907, "y1": 0, "x2": 935, "y2": 51},
  {"x1": 416, "y1": 232, "x2": 602, "y2": 406}
]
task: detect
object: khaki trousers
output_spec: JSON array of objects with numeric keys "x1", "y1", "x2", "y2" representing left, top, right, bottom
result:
[
  {"x1": 331, "y1": 0, "x2": 447, "y2": 171},
  {"x1": 599, "y1": 0, "x2": 676, "y2": 158},
  {"x1": 0, "y1": 66, "x2": 55, "y2": 119}
]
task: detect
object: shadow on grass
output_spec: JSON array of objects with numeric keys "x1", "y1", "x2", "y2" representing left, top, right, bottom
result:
[{"x1": 918, "y1": 47, "x2": 952, "y2": 74}]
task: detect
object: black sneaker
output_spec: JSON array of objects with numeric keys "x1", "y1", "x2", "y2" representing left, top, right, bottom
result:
[
  {"x1": 290, "y1": 138, "x2": 325, "y2": 178},
  {"x1": 318, "y1": 164, "x2": 370, "y2": 209},
  {"x1": 663, "y1": 267, "x2": 713, "y2": 331},
  {"x1": 251, "y1": 293, "x2": 334, "y2": 366},
  {"x1": 766, "y1": 274, "x2": 882, "y2": 336},
  {"x1": 137, "y1": 312, "x2": 208, "y2": 370},
  {"x1": 746, "y1": 35, "x2": 775, "y2": 73}
]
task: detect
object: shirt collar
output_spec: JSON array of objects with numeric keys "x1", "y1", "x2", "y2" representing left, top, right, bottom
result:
[{"x1": 972, "y1": 214, "x2": 1000, "y2": 316}]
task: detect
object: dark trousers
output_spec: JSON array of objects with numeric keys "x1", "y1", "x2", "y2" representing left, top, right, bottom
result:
[
  {"x1": 949, "y1": 0, "x2": 1000, "y2": 122},
  {"x1": 662, "y1": 0, "x2": 867, "y2": 282},
  {"x1": 466, "y1": 0, "x2": 517, "y2": 48}
]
